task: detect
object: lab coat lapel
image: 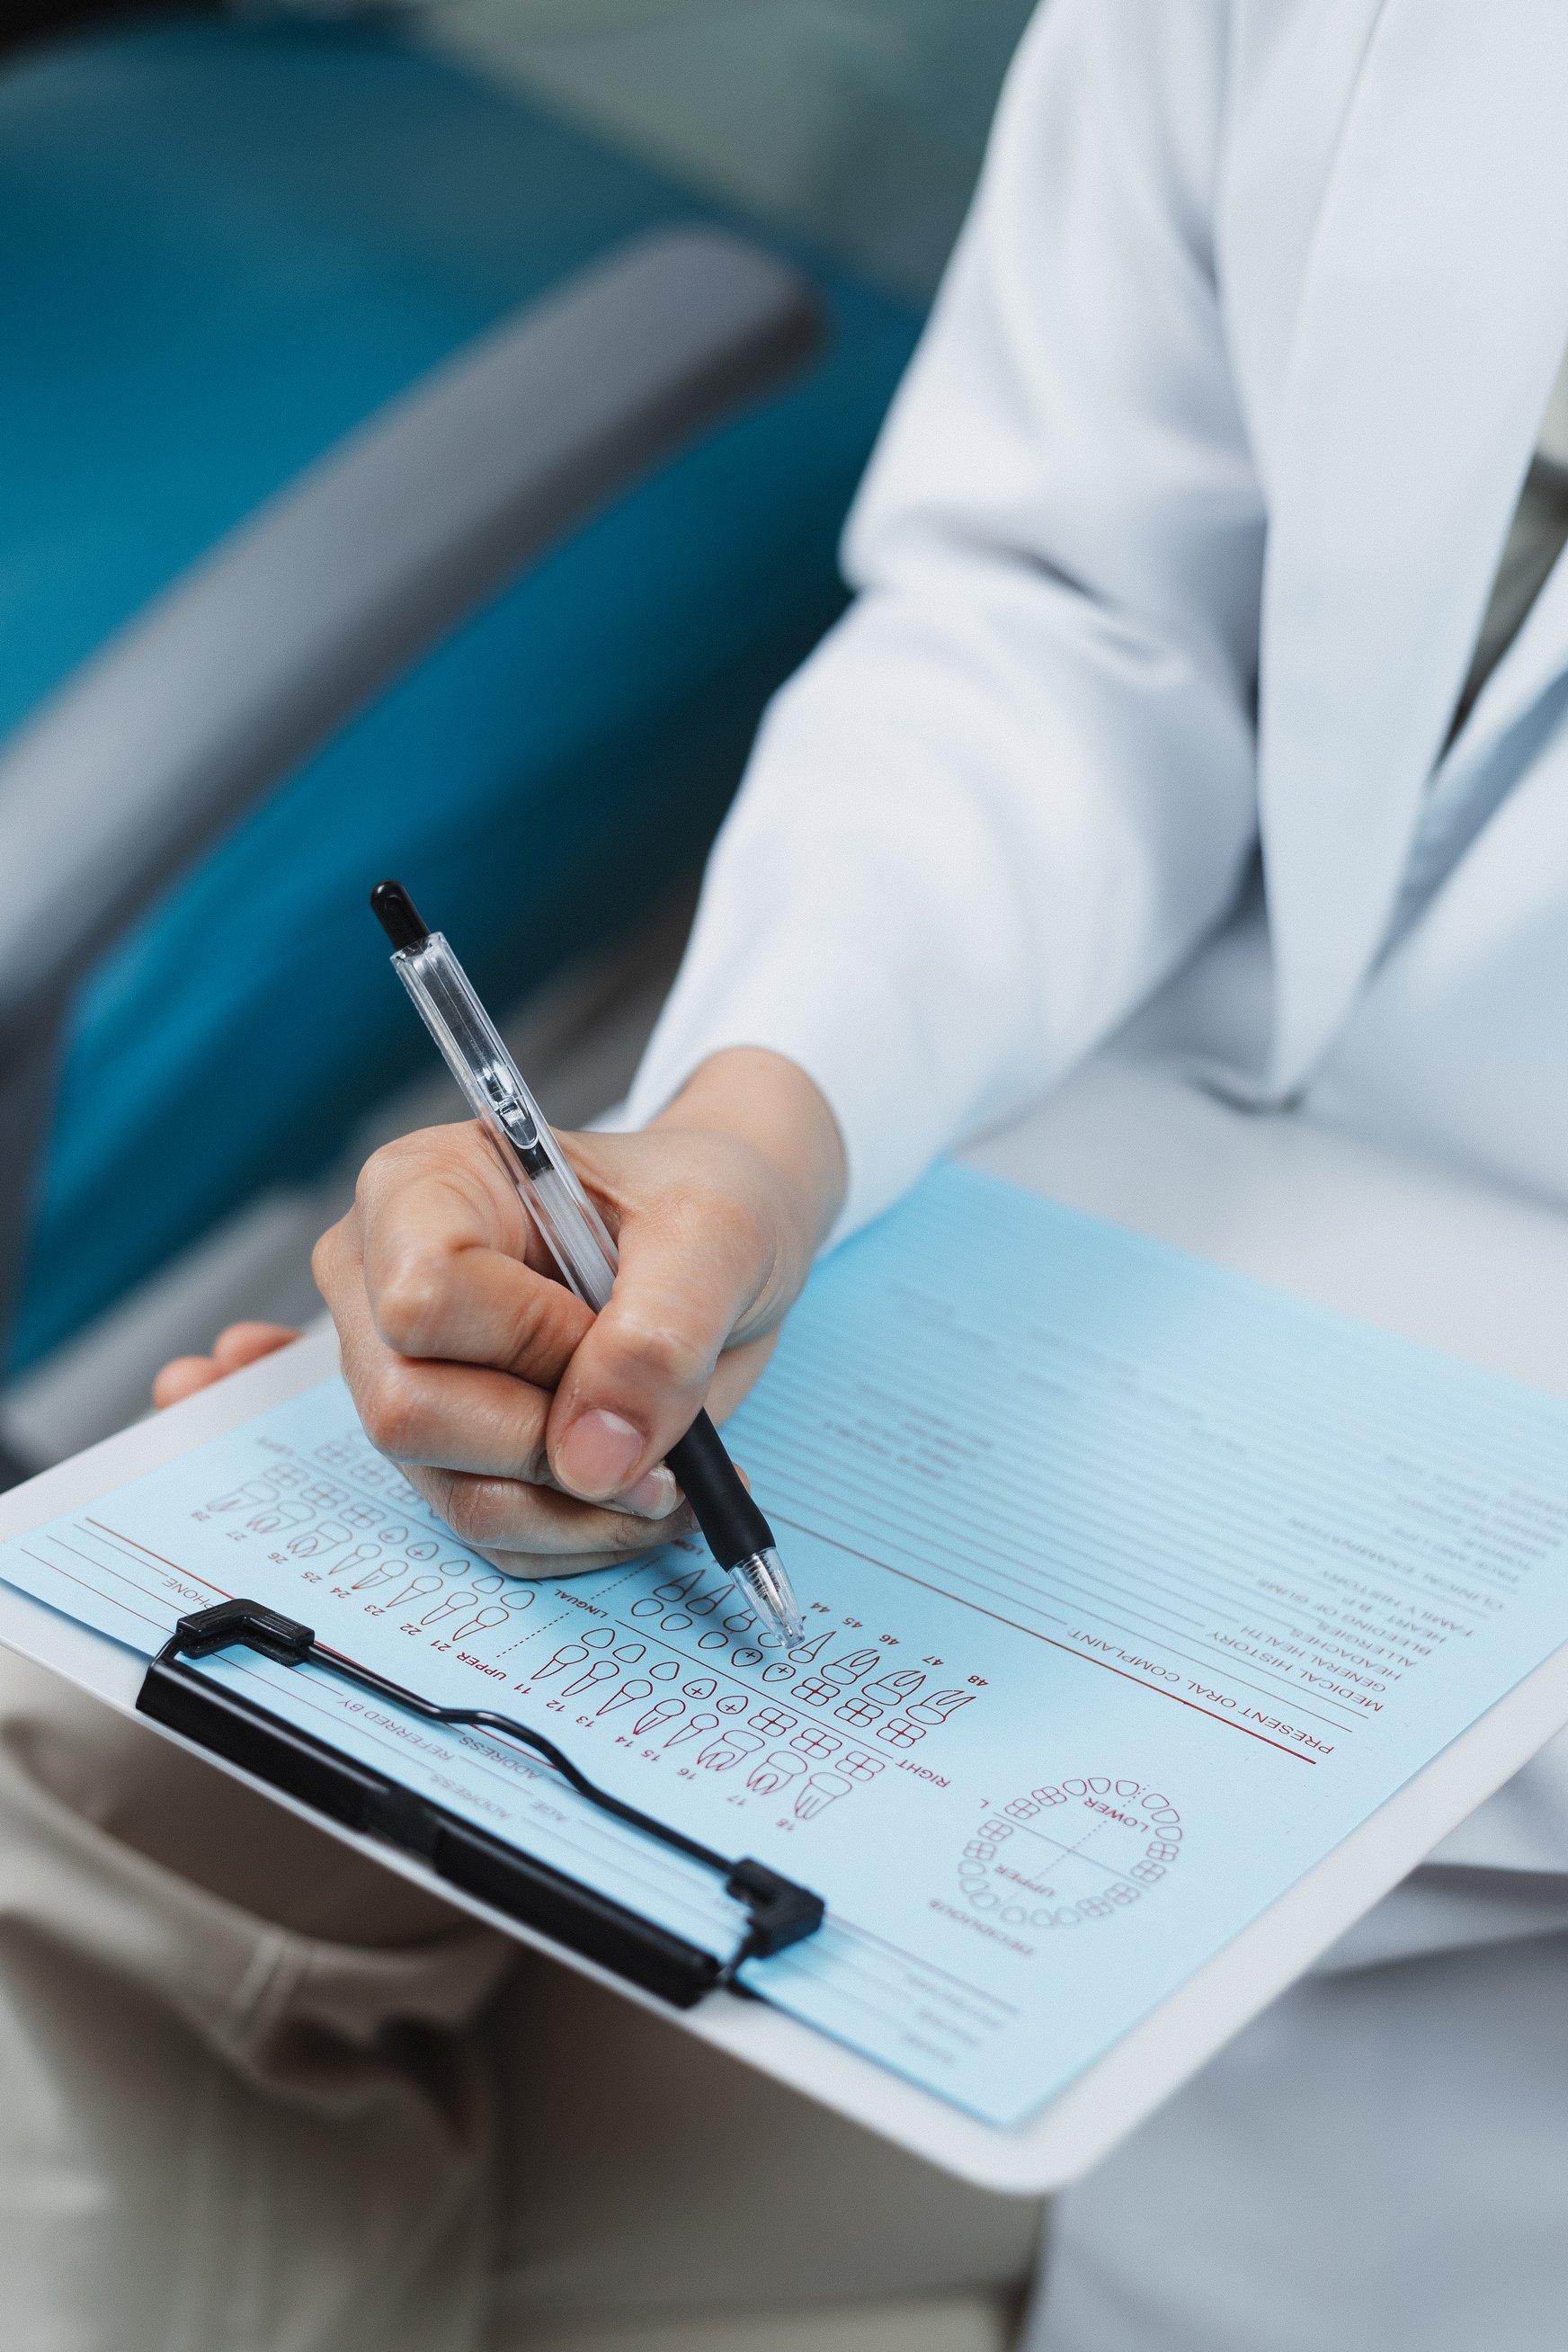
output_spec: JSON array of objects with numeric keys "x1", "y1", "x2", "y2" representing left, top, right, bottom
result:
[{"x1": 1258, "y1": 0, "x2": 1568, "y2": 1099}]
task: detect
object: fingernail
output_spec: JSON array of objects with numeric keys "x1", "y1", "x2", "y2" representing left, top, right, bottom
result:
[
  {"x1": 614, "y1": 1466, "x2": 682, "y2": 1521},
  {"x1": 557, "y1": 1407, "x2": 645, "y2": 1500}
]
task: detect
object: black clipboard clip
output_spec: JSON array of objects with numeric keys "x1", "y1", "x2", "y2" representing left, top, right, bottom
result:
[{"x1": 138, "y1": 1600, "x2": 825, "y2": 2010}]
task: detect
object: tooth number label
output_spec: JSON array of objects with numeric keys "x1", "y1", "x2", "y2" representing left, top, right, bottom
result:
[{"x1": 958, "y1": 1776, "x2": 1183, "y2": 1930}]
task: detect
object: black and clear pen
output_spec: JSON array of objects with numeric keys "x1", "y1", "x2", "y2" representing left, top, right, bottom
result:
[{"x1": 370, "y1": 880, "x2": 806, "y2": 1645}]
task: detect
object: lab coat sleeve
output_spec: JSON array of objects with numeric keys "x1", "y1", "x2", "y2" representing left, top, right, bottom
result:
[{"x1": 624, "y1": 0, "x2": 1263, "y2": 1236}]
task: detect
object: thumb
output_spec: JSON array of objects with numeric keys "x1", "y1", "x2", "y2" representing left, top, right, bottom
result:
[{"x1": 544, "y1": 1193, "x2": 765, "y2": 1503}]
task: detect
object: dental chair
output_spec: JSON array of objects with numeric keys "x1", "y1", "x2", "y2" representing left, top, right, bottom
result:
[{"x1": 0, "y1": 13, "x2": 922, "y2": 1466}]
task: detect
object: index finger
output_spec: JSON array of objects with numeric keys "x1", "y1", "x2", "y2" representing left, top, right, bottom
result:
[{"x1": 353, "y1": 1124, "x2": 592, "y2": 1384}]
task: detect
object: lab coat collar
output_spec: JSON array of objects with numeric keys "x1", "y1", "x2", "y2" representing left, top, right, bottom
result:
[
  {"x1": 1439, "y1": 534, "x2": 1568, "y2": 797},
  {"x1": 1258, "y1": 0, "x2": 1568, "y2": 1100}
]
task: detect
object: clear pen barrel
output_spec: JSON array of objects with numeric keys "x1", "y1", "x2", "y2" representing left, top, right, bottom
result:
[{"x1": 390, "y1": 931, "x2": 618, "y2": 1310}]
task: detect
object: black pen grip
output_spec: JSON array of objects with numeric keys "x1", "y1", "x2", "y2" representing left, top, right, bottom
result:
[{"x1": 665, "y1": 1411, "x2": 773, "y2": 1570}]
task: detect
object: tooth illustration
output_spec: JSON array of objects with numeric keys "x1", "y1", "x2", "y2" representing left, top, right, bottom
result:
[
  {"x1": 665, "y1": 1712, "x2": 721, "y2": 1749},
  {"x1": 653, "y1": 1568, "x2": 707, "y2": 1605},
  {"x1": 350, "y1": 1554, "x2": 401, "y2": 1591},
  {"x1": 749, "y1": 1706, "x2": 798, "y2": 1741},
  {"x1": 632, "y1": 1698, "x2": 685, "y2": 1735},
  {"x1": 298, "y1": 1483, "x2": 348, "y2": 1512},
  {"x1": 823, "y1": 1648, "x2": 882, "y2": 1684},
  {"x1": 795, "y1": 1773, "x2": 853, "y2": 1821},
  {"x1": 833, "y1": 1694, "x2": 886, "y2": 1728},
  {"x1": 839, "y1": 1749, "x2": 886, "y2": 1782},
  {"x1": 647, "y1": 1660, "x2": 680, "y2": 1681},
  {"x1": 792, "y1": 1679, "x2": 836, "y2": 1709},
  {"x1": 746, "y1": 1751, "x2": 807, "y2": 1796},
  {"x1": 905, "y1": 1688, "x2": 976, "y2": 1726},
  {"x1": 287, "y1": 1520, "x2": 352, "y2": 1558},
  {"x1": 682, "y1": 1678, "x2": 717, "y2": 1701},
  {"x1": 246, "y1": 1501, "x2": 310, "y2": 1536},
  {"x1": 371, "y1": 1572, "x2": 442, "y2": 1612},
  {"x1": 419, "y1": 1589, "x2": 478, "y2": 1628},
  {"x1": 561, "y1": 1661, "x2": 619, "y2": 1697},
  {"x1": 611, "y1": 1644, "x2": 646, "y2": 1664},
  {"x1": 696, "y1": 1731, "x2": 764, "y2": 1773},
  {"x1": 208, "y1": 1480, "x2": 274, "y2": 1512},
  {"x1": 598, "y1": 1679, "x2": 654, "y2": 1715},
  {"x1": 861, "y1": 1670, "x2": 926, "y2": 1703},
  {"x1": 530, "y1": 1644, "x2": 590, "y2": 1679},
  {"x1": 451, "y1": 1606, "x2": 509, "y2": 1640}
]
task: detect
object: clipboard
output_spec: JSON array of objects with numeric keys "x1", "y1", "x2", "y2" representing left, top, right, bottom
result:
[
  {"x1": 136, "y1": 1575, "x2": 823, "y2": 2008},
  {"x1": 4, "y1": 1055, "x2": 1568, "y2": 2196}
]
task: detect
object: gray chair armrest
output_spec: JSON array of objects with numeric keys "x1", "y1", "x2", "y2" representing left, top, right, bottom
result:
[
  {"x1": 0, "y1": 227, "x2": 821, "y2": 1035},
  {"x1": 0, "y1": 225, "x2": 819, "y2": 1421}
]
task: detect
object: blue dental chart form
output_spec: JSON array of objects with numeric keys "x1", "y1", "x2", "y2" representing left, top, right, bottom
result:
[{"x1": 5, "y1": 1160, "x2": 1568, "y2": 2130}]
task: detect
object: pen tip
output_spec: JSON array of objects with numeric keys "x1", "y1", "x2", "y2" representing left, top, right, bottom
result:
[
  {"x1": 370, "y1": 879, "x2": 431, "y2": 952},
  {"x1": 734, "y1": 1548, "x2": 806, "y2": 1646}
]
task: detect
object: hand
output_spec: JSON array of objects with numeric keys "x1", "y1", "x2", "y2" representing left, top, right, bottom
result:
[
  {"x1": 311, "y1": 1048, "x2": 845, "y2": 1577},
  {"x1": 153, "y1": 1321, "x2": 299, "y2": 1408}
]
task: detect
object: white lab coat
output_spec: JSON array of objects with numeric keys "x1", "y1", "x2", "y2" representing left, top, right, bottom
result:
[{"x1": 626, "y1": 4, "x2": 1568, "y2": 2342}]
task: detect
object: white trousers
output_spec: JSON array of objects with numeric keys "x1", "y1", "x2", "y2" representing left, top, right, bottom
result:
[{"x1": 1028, "y1": 1898, "x2": 1568, "y2": 2350}]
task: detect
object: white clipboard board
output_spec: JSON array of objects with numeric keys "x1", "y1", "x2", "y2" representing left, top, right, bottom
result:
[{"x1": 3, "y1": 1055, "x2": 1568, "y2": 2196}]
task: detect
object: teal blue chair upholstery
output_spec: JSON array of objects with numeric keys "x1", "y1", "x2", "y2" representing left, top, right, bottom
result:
[{"x1": 0, "y1": 16, "x2": 919, "y2": 1375}]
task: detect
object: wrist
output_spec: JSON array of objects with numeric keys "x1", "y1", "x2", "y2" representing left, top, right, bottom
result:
[{"x1": 650, "y1": 1047, "x2": 846, "y2": 1255}]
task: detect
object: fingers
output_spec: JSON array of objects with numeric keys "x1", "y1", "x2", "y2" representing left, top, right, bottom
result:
[
  {"x1": 344, "y1": 1124, "x2": 579, "y2": 1375},
  {"x1": 153, "y1": 1357, "x2": 224, "y2": 1408},
  {"x1": 348, "y1": 1335, "x2": 687, "y2": 1519},
  {"x1": 547, "y1": 1179, "x2": 775, "y2": 1501},
  {"x1": 152, "y1": 1323, "x2": 298, "y2": 1409},
  {"x1": 319, "y1": 1202, "x2": 591, "y2": 1486},
  {"x1": 475, "y1": 1545, "x2": 682, "y2": 1579},
  {"x1": 335, "y1": 1267, "x2": 689, "y2": 1556},
  {"x1": 214, "y1": 1322, "x2": 300, "y2": 1371},
  {"x1": 315, "y1": 1110, "x2": 800, "y2": 1564},
  {"x1": 401, "y1": 1461, "x2": 695, "y2": 1569},
  {"x1": 318, "y1": 1134, "x2": 688, "y2": 1561},
  {"x1": 323, "y1": 1207, "x2": 592, "y2": 1430},
  {"x1": 704, "y1": 1328, "x2": 780, "y2": 1427}
]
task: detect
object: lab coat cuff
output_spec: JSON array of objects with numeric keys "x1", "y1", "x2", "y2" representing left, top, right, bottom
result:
[{"x1": 621, "y1": 940, "x2": 949, "y2": 1251}]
